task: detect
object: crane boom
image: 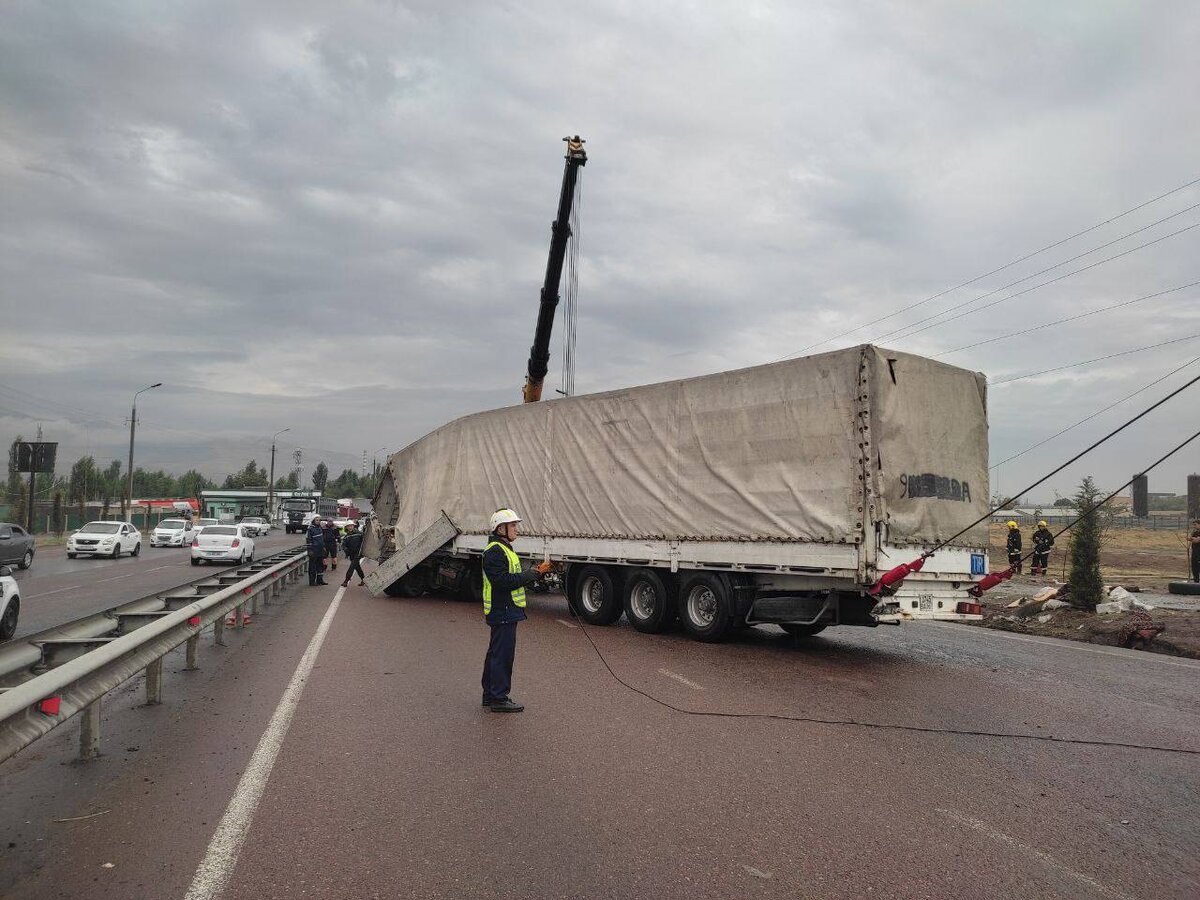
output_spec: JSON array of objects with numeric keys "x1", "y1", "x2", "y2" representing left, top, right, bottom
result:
[{"x1": 523, "y1": 135, "x2": 587, "y2": 403}]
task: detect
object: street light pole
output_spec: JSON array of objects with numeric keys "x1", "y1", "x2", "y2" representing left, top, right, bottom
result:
[
  {"x1": 126, "y1": 383, "x2": 162, "y2": 521},
  {"x1": 268, "y1": 428, "x2": 290, "y2": 525}
]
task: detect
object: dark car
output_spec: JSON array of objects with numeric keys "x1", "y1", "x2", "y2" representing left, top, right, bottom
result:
[{"x1": 0, "y1": 523, "x2": 35, "y2": 570}]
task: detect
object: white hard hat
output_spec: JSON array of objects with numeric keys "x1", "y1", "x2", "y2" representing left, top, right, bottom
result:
[{"x1": 490, "y1": 508, "x2": 522, "y2": 531}]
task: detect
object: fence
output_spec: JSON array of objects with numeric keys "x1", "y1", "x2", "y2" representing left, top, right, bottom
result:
[
  {"x1": 0, "y1": 547, "x2": 308, "y2": 763},
  {"x1": 1, "y1": 505, "x2": 189, "y2": 536}
]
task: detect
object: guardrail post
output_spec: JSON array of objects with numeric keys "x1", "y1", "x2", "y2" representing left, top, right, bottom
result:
[
  {"x1": 185, "y1": 634, "x2": 199, "y2": 670},
  {"x1": 80, "y1": 698, "x2": 101, "y2": 760},
  {"x1": 214, "y1": 616, "x2": 226, "y2": 647},
  {"x1": 250, "y1": 591, "x2": 259, "y2": 616},
  {"x1": 145, "y1": 658, "x2": 163, "y2": 705}
]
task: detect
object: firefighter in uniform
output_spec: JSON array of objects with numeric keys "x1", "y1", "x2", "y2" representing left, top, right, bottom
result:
[
  {"x1": 1190, "y1": 518, "x2": 1200, "y2": 583},
  {"x1": 1031, "y1": 520, "x2": 1055, "y2": 575},
  {"x1": 1006, "y1": 520, "x2": 1023, "y2": 574},
  {"x1": 480, "y1": 508, "x2": 552, "y2": 713}
]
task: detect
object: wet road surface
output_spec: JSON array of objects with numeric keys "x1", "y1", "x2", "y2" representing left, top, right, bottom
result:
[{"x1": 1, "y1": 577, "x2": 1197, "y2": 899}]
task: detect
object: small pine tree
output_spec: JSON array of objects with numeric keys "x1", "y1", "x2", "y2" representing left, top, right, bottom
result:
[{"x1": 1068, "y1": 475, "x2": 1105, "y2": 609}]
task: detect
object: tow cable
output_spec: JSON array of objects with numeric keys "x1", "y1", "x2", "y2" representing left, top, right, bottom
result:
[
  {"x1": 870, "y1": 373, "x2": 1200, "y2": 596},
  {"x1": 964, "y1": 427, "x2": 1200, "y2": 598}
]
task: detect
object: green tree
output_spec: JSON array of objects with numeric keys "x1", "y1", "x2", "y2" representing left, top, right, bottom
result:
[
  {"x1": 6, "y1": 436, "x2": 24, "y2": 501},
  {"x1": 312, "y1": 462, "x2": 329, "y2": 493},
  {"x1": 101, "y1": 460, "x2": 122, "y2": 501},
  {"x1": 1068, "y1": 476, "x2": 1105, "y2": 610},
  {"x1": 178, "y1": 469, "x2": 211, "y2": 498},
  {"x1": 222, "y1": 459, "x2": 268, "y2": 489},
  {"x1": 328, "y1": 468, "x2": 361, "y2": 497},
  {"x1": 13, "y1": 479, "x2": 28, "y2": 529},
  {"x1": 68, "y1": 455, "x2": 98, "y2": 503}
]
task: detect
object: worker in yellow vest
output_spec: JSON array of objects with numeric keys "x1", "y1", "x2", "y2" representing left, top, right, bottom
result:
[{"x1": 481, "y1": 508, "x2": 552, "y2": 712}]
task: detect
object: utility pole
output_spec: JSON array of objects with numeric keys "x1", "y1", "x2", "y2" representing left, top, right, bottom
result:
[
  {"x1": 268, "y1": 428, "x2": 290, "y2": 525},
  {"x1": 126, "y1": 383, "x2": 162, "y2": 522}
]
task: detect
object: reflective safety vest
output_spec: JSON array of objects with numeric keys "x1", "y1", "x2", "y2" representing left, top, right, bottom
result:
[{"x1": 482, "y1": 541, "x2": 527, "y2": 615}]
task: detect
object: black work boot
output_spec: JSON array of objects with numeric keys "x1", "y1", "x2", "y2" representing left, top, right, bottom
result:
[
  {"x1": 489, "y1": 698, "x2": 524, "y2": 713},
  {"x1": 481, "y1": 693, "x2": 491, "y2": 707}
]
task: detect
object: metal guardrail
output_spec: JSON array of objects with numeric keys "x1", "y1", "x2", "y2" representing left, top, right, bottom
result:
[{"x1": 0, "y1": 547, "x2": 308, "y2": 764}]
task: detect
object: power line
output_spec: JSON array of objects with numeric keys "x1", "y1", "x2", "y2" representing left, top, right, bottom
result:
[
  {"x1": 991, "y1": 333, "x2": 1200, "y2": 385},
  {"x1": 872, "y1": 221, "x2": 1200, "y2": 345},
  {"x1": 771, "y1": 175, "x2": 1200, "y2": 361},
  {"x1": 990, "y1": 354, "x2": 1200, "y2": 470},
  {"x1": 935, "y1": 280, "x2": 1200, "y2": 357},
  {"x1": 919, "y1": 371, "x2": 1200, "y2": 555}
]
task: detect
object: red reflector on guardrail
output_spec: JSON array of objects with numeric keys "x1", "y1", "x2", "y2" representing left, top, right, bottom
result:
[
  {"x1": 188, "y1": 615, "x2": 202, "y2": 627},
  {"x1": 956, "y1": 601, "x2": 983, "y2": 616},
  {"x1": 36, "y1": 696, "x2": 61, "y2": 715}
]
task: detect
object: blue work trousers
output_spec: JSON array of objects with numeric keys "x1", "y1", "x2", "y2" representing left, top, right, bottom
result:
[{"x1": 482, "y1": 621, "x2": 518, "y2": 702}]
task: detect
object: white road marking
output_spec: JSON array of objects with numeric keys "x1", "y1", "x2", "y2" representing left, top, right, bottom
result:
[
  {"x1": 556, "y1": 618, "x2": 578, "y2": 628},
  {"x1": 938, "y1": 809, "x2": 1134, "y2": 900},
  {"x1": 934, "y1": 622, "x2": 1200, "y2": 670},
  {"x1": 658, "y1": 667, "x2": 705, "y2": 690},
  {"x1": 96, "y1": 573, "x2": 137, "y2": 582},
  {"x1": 184, "y1": 586, "x2": 344, "y2": 900},
  {"x1": 25, "y1": 585, "x2": 79, "y2": 599}
]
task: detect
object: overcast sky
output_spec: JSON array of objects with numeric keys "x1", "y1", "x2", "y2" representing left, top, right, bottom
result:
[{"x1": 2, "y1": 0, "x2": 1198, "y2": 501}]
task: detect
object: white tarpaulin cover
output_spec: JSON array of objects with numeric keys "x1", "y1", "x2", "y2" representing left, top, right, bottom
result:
[{"x1": 372, "y1": 345, "x2": 989, "y2": 555}]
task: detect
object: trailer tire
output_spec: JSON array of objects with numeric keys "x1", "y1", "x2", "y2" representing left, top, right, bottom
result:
[
  {"x1": 679, "y1": 572, "x2": 734, "y2": 642},
  {"x1": 573, "y1": 565, "x2": 623, "y2": 625},
  {"x1": 1168, "y1": 581, "x2": 1200, "y2": 595},
  {"x1": 779, "y1": 623, "x2": 827, "y2": 638},
  {"x1": 623, "y1": 569, "x2": 676, "y2": 634},
  {"x1": 384, "y1": 568, "x2": 429, "y2": 598}
]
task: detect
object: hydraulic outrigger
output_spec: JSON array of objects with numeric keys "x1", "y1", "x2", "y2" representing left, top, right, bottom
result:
[{"x1": 522, "y1": 135, "x2": 587, "y2": 403}]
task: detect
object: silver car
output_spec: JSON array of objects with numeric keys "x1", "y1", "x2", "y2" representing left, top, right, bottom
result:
[{"x1": 0, "y1": 522, "x2": 35, "y2": 570}]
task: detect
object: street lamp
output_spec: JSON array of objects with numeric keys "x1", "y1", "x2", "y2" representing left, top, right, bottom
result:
[
  {"x1": 372, "y1": 446, "x2": 389, "y2": 490},
  {"x1": 268, "y1": 428, "x2": 291, "y2": 525},
  {"x1": 126, "y1": 383, "x2": 163, "y2": 521}
]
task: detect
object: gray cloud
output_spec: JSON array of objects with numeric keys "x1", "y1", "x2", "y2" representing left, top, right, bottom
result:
[{"x1": 2, "y1": 0, "x2": 1198, "y2": 499}]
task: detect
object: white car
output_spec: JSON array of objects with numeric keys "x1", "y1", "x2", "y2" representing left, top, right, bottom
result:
[
  {"x1": 239, "y1": 516, "x2": 270, "y2": 536},
  {"x1": 67, "y1": 521, "x2": 142, "y2": 559},
  {"x1": 190, "y1": 524, "x2": 255, "y2": 565},
  {"x1": 190, "y1": 518, "x2": 219, "y2": 542},
  {"x1": 150, "y1": 518, "x2": 194, "y2": 547},
  {"x1": 0, "y1": 565, "x2": 19, "y2": 641}
]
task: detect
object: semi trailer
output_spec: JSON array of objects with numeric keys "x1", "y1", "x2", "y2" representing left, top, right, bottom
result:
[{"x1": 364, "y1": 344, "x2": 991, "y2": 641}]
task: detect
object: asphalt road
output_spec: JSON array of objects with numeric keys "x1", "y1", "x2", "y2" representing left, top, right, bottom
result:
[
  {"x1": 6, "y1": 532, "x2": 303, "y2": 638},
  {"x1": 1, "y1": 576, "x2": 1197, "y2": 899}
]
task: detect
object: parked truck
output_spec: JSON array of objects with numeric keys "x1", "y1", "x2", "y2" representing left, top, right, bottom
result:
[
  {"x1": 364, "y1": 344, "x2": 990, "y2": 641},
  {"x1": 281, "y1": 495, "x2": 338, "y2": 534}
]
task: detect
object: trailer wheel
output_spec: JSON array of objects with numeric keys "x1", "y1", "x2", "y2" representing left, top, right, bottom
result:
[
  {"x1": 623, "y1": 569, "x2": 676, "y2": 634},
  {"x1": 383, "y1": 568, "x2": 429, "y2": 598},
  {"x1": 573, "y1": 565, "x2": 623, "y2": 625},
  {"x1": 779, "y1": 623, "x2": 827, "y2": 638},
  {"x1": 679, "y1": 573, "x2": 733, "y2": 642}
]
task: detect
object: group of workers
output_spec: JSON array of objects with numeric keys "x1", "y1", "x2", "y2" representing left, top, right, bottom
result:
[
  {"x1": 1005, "y1": 519, "x2": 1056, "y2": 575},
  {"x1": 306, "y1": 518, "x2": 366, "y2": 588}
]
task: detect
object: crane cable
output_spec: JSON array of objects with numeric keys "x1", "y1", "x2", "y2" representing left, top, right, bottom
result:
[
  {"x1": 869, "y1": 371, "x2": 1200, "y2": 594},
  {"x1": 966, "y1": 426, "x2": 1200, "y2": 597}
]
